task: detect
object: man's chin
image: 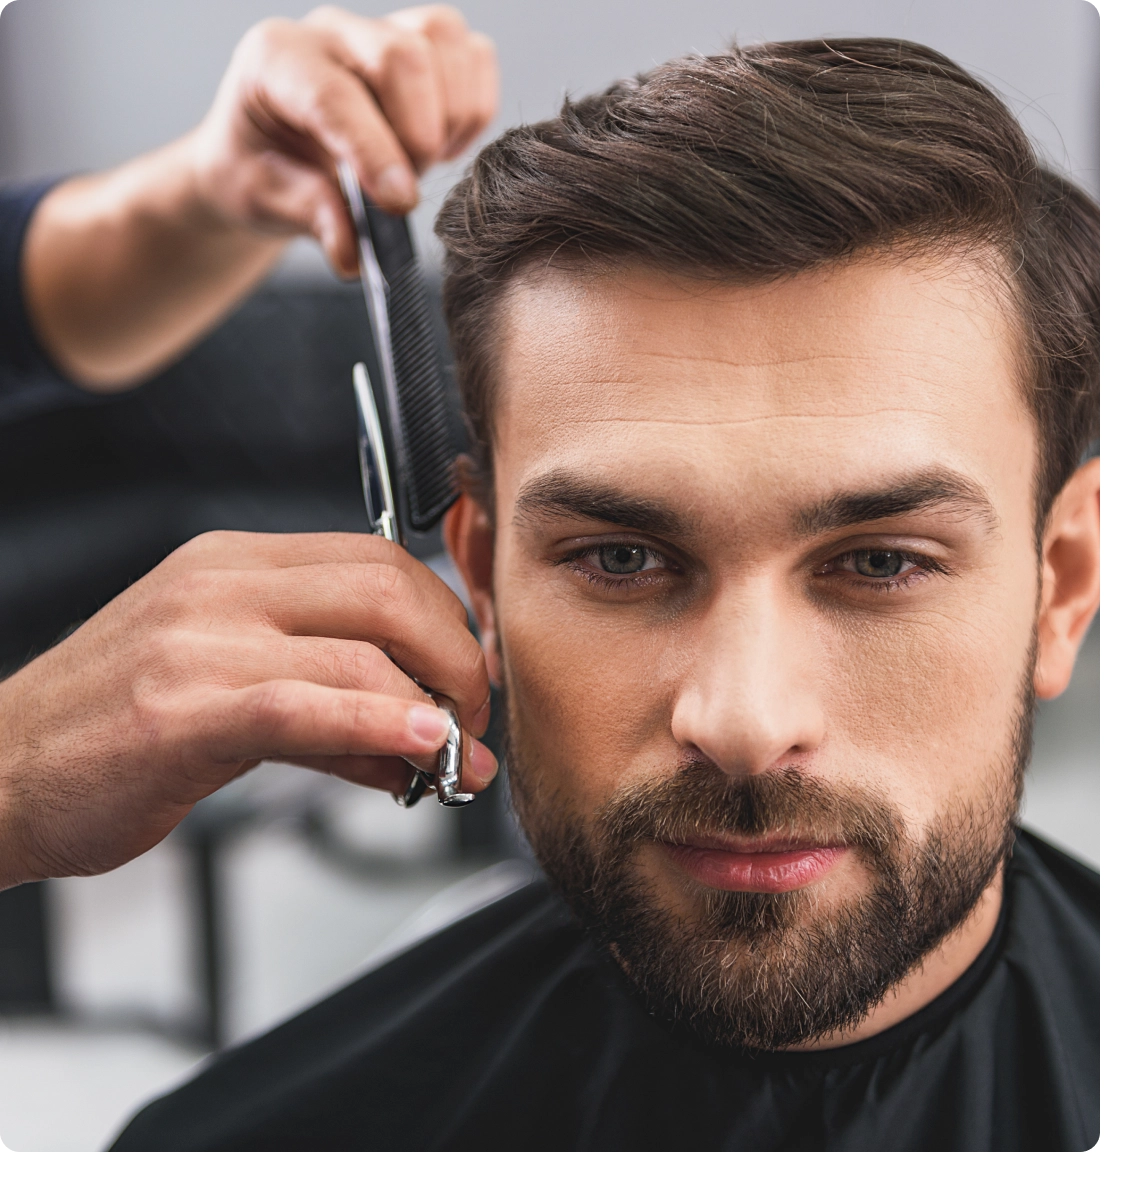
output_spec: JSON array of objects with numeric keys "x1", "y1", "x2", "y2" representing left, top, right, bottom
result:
[
  {"x1": 601, "y1": 878, "x2": 898, "y2": 1052},
  {"x1": 537, "y1": 832, "x2": 1005, "y2": 1052},
  {"x1": 507, "y1": 751, "x2": 1024, "y2": 1052}
]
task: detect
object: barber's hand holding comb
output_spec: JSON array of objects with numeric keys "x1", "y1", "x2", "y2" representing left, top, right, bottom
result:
[
  {"x1": 0, "y1": 532, "x2": 498, "y2": 888},
  {"x1": 189, "y1": 2, "x2": 499, "y2": 273},
  {"x1": 25, "y1": 4, "x2": 498, "y2": 385}
]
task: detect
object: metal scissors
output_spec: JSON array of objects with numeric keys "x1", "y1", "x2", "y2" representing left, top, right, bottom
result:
[{"x1": 352, "y1": 360, "x2": 474, "y2": 808}]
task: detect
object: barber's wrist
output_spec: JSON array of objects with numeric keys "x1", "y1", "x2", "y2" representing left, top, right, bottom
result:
[
  {"x1": 146, "y1": 133, "x2": 289, "y2": 260},
  {"x1": 171, "y1": 131, "x2": 275, "y2": 243},
  {"x1": 0, "y1": 693, "x2": 41, "y2": 891}
]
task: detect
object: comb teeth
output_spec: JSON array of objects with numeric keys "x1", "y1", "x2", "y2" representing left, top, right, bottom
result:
[{"x1": 382, "y1": 257, "x2": 459, "y2": 531}]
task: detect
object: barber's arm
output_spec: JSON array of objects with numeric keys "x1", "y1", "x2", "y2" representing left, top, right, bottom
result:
[
  {"x1": 20, "y1": 3, "x2": 497, "y2": 389},
  {"x1": 0, "y1": 531, "x2": 497, "y2": 890}
]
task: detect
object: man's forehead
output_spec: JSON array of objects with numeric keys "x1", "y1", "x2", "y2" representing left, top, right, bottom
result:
[
  {"x1": 497, "y1": 253, "x2": 1019, "y2": 407},
  {"x1": 491, "y1": 253, "x2": 1035, "y2": 518}
]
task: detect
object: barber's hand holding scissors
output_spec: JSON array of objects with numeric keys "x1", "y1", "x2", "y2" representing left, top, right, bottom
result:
[{"x1": 0, "y1": 532, "x2": 497, "y2": 889}]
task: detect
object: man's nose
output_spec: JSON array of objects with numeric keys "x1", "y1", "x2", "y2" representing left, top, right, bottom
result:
[{"x1": 670, "y1": 578, "x2": 826, "y2": 777}]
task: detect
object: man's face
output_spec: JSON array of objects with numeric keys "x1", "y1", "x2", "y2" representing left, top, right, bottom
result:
[{"x1": 482, "y1": 254, "x2": 1041, "y2": 1049}]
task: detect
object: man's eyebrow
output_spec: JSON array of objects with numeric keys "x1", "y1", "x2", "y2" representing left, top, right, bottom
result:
[
  {"x1": 794, "y1": 469, "x2": 999, "y2": 536},
  {"x1": 514, "y1": 471, "x2": 691, "y2": 537}
]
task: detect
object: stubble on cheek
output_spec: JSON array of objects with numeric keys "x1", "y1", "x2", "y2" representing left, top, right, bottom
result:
[
  {"x1": 815, "y1": 591, "x2": 1035, "y2": 836},
  {"x1": 498, "y1": 595, "x2": 678, "y2": 823}
]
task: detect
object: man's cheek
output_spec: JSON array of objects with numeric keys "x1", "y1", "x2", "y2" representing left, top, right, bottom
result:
[
  {"x1": 501, "y1": 596, "x2": 675, "y2": 802},
  {"x1": 823, "y1": 602, "x2": 1031, "y2": 814}
]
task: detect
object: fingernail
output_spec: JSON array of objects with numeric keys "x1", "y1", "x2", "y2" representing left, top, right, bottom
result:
[
  {"x1": 408, "y1": 705, "x2": 450, "y2": 746},
  {"x1": 468, "y1": 736, "x2": 499, "y2": 784},
  {"x1": 375, "y1": 164, "x2": 416, "y2": 210}
]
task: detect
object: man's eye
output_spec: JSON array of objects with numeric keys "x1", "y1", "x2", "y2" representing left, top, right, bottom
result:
[
  {"x1": 850, "y1": 550, "x2": 909, "y2": 578},
  {"x1": 593, "y1": 545, "x2": 661, "y2": 575},
  {"x1": 817, "y1": 547, "x2": 947, "y2": 595}
]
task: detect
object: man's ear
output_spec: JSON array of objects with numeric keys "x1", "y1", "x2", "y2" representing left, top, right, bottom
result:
[
  {"x1": 444, "y1": 494, "x2": 503, "y2": 687},
  {"x1": 1035, "y1": 457, "x2": 1099, "y2": 700}
]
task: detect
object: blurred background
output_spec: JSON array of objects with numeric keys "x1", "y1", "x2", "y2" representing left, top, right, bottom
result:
[{"x1": 0, "y1": 0, "x2": 1098, "y2": 1151}]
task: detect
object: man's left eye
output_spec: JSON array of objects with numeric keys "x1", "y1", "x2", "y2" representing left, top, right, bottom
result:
[
  {"x1": 837, "y1": 549, "x2": 914, "y2": 578},
  {"x1": 854, "y1": 550, "x2": 908, "y2": 578},
  {"x1": 594, "y1": 544, "x2": 660, "y2": 575}
]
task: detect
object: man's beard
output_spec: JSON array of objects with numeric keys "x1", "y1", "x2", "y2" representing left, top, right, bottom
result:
[{"x1": 504, "y1": 669, "x2": 1033, "y2": 1053}]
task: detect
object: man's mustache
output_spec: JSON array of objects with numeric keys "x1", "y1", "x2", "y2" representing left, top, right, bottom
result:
[{"x1": 595, "y1": 761, "x2": 907, "y2": 860}]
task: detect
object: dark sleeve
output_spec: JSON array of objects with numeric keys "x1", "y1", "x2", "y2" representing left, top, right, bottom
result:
[{"x1": 0, "y1": 180, "x2": 100, "y2": 425}]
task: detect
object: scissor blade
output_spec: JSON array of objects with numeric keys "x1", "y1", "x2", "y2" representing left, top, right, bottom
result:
[{"x1": 352, "y1": 362, "x2": 399, "y2": 545}]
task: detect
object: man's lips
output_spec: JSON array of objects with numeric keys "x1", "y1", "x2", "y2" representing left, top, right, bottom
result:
[{"x1": 660, "y1": 835, "x2": 847, "y2": 893}]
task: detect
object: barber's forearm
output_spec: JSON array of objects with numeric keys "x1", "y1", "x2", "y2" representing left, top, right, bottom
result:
[{"x1": 22, "y1": 136, "x2": 288, "y2": 391}]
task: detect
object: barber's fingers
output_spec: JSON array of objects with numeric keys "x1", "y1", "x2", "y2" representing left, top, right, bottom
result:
[
  {"x1": 160, "y1": 558, "x2": 490, "y2": 734},
  {"x1": 169, "y1": 631, "x2": 431, "y2": 707},
  {"x1": 247, "y1": 24, "x2": 421, "y2": 208},
  {"x1": 144, "y1": 624, "x2": 497, "y2": 787},
  {"x1": 147, "y1": 534, "x2": 489, "y2": 734},
  {"x1": 306, "y1": 7, "x2": 498, "y2": 169},
  {"x1": 384, "y1": 8, "x2": 498, "y2": 159},
  {"x1": 203, "y1": 8, "x2": 498, "y2": 273},
  {"x1": 236, "y1": 632, "x2": 492, "y2": 756},
  {"x1": 274, "y1": 635, "x2": 429, "y2": 702},
  {"x1": 449, "y1": 32, "x2": 498, "y2": 157},
  {"x1": 216, "y1": 17, "x2": 424, "y2": 277},
  {"x1": 246, "y1": 562, "x2": 490, "y2": 727},
  {"x1": 174, "y1": 633, "x2": 492, "y2": 762},
  {"x1": 304, "y1": 7, "x2": 445, "y2": 171},
  {"x1": 198, "y1": 681, "x2": 496, "y2": 792},
  {"x1": 199, "y1": 681, "x2": 440, "y2": 767},
  {"x1": 279, "y1": 735, "x2": 497, "y2": 793},
  {"x1": 169, "y1": 528, "x2": 402, "y2": 569},
  {"x1": 165, "y1": 531, "x2": 471, "y2": 629}
]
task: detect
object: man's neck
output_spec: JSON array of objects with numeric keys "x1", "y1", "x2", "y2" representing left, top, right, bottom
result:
[{"x1": 791, "y1": 864, "x2": 1005, "y2": 1051}]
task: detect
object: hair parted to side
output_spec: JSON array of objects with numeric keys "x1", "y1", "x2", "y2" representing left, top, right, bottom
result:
[{"x1": 435, "y1": 38, "x2": 1098, "y2": 525}]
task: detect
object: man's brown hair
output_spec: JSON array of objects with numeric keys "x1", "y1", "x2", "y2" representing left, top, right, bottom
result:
[{"x1": 435, "y1": 38, "x2": 1098, "y2": 526}]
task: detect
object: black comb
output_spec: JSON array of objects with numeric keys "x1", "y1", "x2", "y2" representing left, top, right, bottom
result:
[{"x1": 338, "y1": 162, "x2": 460, "y2": 534}]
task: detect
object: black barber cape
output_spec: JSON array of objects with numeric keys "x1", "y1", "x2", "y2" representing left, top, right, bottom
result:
[{"x1": 112, "y1": 831, "x2": 1098, "y2": 1151}]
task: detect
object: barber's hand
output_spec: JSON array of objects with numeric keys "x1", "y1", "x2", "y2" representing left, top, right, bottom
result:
[
  {"x1": 0, "y1": 532, "x2": 496, "y2": 889},
  {"x1": 187, "y1": 4, "x2": 498, "y2": 275}
]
